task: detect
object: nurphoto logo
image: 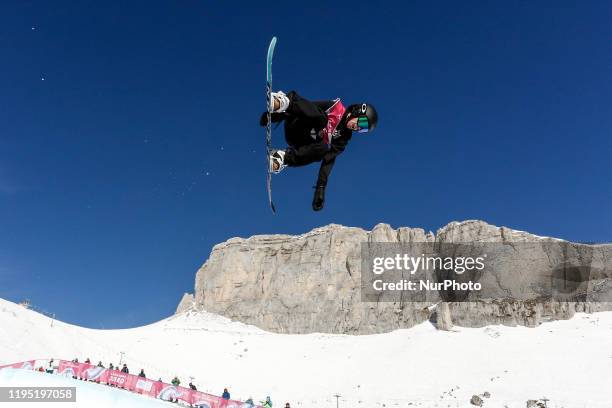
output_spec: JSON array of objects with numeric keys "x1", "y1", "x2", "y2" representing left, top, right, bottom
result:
[{"x1": 360, "y1": 242, "x2": 608, "y2": 303}]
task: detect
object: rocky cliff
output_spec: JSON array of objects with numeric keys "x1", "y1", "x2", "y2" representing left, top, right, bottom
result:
[{"x1": 177, "y1": 220, "x2": 611, "y2": 334}]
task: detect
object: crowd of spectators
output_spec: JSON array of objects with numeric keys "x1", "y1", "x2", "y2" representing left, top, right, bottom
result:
[{"x1": 32, "y1": 357, "x2": 288, "y2": 408}]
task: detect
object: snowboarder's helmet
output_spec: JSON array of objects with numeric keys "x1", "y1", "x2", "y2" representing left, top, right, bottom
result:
[{"x1": 347, "y1": 103, "x2": 378, "y2": 133}]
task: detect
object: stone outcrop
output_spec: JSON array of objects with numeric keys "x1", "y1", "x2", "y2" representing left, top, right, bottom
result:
[
  {"x1": 470, "y1": 395, "x2": 484, "y2": 406},
  {"x1": 175, "y1": 293, "x2": 195, "y2": 314},
  {"x1": 178, "y1": 220, "x2": 611, "y2": 334}
]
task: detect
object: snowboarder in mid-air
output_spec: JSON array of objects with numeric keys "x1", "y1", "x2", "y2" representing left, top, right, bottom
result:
[{"x1": 260, "y1": 90, "x2": 378, "y2": 211}]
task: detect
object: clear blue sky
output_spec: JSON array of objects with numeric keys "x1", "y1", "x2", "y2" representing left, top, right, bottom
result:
[{"x1": 1, "y1": 1, "x2": 610, "y2": 328}]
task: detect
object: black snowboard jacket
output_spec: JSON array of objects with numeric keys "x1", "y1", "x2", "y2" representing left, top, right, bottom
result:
[{"x1": 268, "y1": 91, "x2": 353, "y2": 188}]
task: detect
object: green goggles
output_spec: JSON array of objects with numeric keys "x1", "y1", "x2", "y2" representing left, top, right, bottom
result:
[{"x1": 356, "y1": 116, "x2": 370, "y2": 133}]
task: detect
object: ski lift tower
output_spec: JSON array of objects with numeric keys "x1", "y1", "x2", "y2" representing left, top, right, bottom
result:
[{"x1": 333, "y1": 394, "x2": 341, "y2": 408}]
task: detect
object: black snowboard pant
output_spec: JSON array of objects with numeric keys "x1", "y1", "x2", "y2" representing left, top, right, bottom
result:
[{"x1": 282, "y1": 91, "x2": 329, "y2": 167}]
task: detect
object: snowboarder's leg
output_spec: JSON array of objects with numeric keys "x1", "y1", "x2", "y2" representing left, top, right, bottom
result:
[
  {"x1": 283, "y1": 118, "x2": 313, "y2": 148},
  {"x1": 285, "y1": 91, "x2": 327, "y2": 129},
  {"x1": 269, "y1": 143, "x2": 327, "y2": 173},
  {"x1": 273, "y1": 90, "x2": 327, "y2": 130},
  {"x1": 284, "y1": 144, "x2": 328, "y2": 167}
]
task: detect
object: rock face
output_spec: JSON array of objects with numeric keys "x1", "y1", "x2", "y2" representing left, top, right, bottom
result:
[
  {"x1": 470, "y1": 395, "x2": 484, "y2": 407},
  {"x1": 175, "y1": 293, "x2": 195, "y2": 314},
  {"x1": 178, "y1": 220, "x2": 611, "y2": 334}
]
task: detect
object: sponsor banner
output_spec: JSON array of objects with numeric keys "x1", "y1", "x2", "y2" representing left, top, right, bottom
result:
[
  {"x1": 132, "y1": 377, "x2": 161, "y2": 398},
  {"x1": 124, "y1": 376, "x2": 162, "y2": 398},
  {"x1": 157, "y1": 384, "x2": 182, "y2": 402},
  {"x1": 223, "y1": 398, "x2": 250, "y2": 408},
  {"x1": 57, "y1": 361, "x2": 84, "y2": 378},
  {"x1": 0, "y1": 360, "x2": 35, "y2": 370},
  {"x1": 148, "y1": 381, "x2": 164, "y2": 398},
  {"x1": 192, "y1": 391, "x2": 221, "y2": 408},
  {"x1": 106, "y1": 370, "x2": 129, "y2": 387},
  {"x1": 82, "y1": 365, "x2": 107, "y2": 381},
  {"x1": 0, "y1": 360, "x2": 261, "y2": 408},
  {"x1": 175, "y1": 385, "x2": 194, "y2": 404}
]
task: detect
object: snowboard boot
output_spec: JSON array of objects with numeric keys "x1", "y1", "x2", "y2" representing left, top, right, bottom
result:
[
  {"x1": 269, "y1": 149, "x2": 287, "y2": 174},
  {"x1": 271, "y1": 91, "x2": 290, "y2": 113}
]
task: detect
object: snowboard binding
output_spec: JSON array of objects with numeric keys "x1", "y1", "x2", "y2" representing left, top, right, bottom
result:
[{"x1": 269, "y1": 149, "x2": 287, "y2": 174}]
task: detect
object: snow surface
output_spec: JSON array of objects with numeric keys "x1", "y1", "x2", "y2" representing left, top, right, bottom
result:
[{"x1": 1, "y1": 297, "x2": 611, "y2": 408}]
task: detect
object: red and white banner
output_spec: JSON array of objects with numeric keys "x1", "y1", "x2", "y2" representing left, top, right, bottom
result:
[
  {"x1": 106, "y1": 370, "x2": 130, "y2": 387},
  {"x1": 58, "y1": 360, "x2": 87, "y2": 378},
  {"x1": 1, "y1": 360, "x2": 259, "y2": 408},
  {"x1": 0, "y1": 360, "x2": 35, "y2": 370}
]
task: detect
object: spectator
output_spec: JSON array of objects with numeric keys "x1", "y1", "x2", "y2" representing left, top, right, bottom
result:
[
  {"x1": 245, "y1": 397, "x2": 255, "y2": 408},
  {"x1": 261, "y1": 396, "x2": 272, "y2": 408},
  {"x1": 46, "y1": 359, "x2": 54, "y2": 374},
  {"x1": 97, "y1": 361, "x2": 104, "y2": 368},
  {"x1": 189, "y1": 382, "x2": 197, "y2": 390},
  {"x1": 138, "y1": 369, "x2": 146, "y2": 378},
  {"x1": 158, "y1": 377, "x2": 163, "y2": 382},
  {"x1": 285, "y1": 403, "x2": 290, "y2": 408},
  {"x1": 37, "y1": 366, "x2": 44, "y2": 372},
  {"x1": 121, "y1": 364, "x2": 129, "y2": 374},
  {"x1": 222, "y1": 388, "x2": 230, "y2": 400},
  {"x1": 171, "y1": 376, "x2": 181, "y2": 387},
  {"x1": 109, "y1": 363, "x2": 114, "y2": 370},
  {"x1": 85, "y1": 358, "x2": 91, "y2": 364},
  {"x1": 72, "y1": 358, "x2": 79, "y2": 363}
]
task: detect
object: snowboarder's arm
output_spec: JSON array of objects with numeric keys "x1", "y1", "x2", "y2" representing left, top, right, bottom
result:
[
  {"x1": 316, "y1": 154, "x2": 336, "y2": 187},
  {"x1": 313, "y1": 148, "x2": 340, "y2": 211},
  {"x1": 315, "y1": 132, "x2": 350, "y2": 187}
]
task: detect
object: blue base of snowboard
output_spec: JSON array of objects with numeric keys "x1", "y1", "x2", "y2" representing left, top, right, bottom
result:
[{"x1": 266, "y1": 37, "x2": 278, "y2": 214}]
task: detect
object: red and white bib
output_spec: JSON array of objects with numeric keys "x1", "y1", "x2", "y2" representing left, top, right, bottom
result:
[{"x1": 318, "y1": 98, "x2": 346, "y2": 145}]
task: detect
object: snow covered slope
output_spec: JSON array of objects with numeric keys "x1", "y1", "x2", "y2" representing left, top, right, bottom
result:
[{"x1": 1, "y1": 297, "x2": 611, "y2": 407}]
